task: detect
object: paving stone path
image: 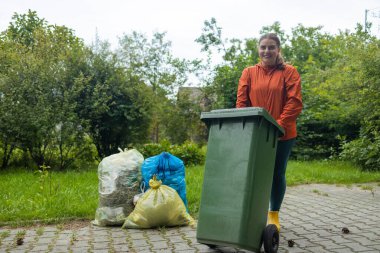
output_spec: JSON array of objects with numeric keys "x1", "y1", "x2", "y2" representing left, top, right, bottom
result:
[{"x1": 1, "y1": 183, "x2": 379, "y2": 253}]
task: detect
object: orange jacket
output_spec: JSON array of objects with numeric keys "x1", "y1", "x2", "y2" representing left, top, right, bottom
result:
[{"x1": 236, "y1": 64, "x2": 303, "y2": 140}]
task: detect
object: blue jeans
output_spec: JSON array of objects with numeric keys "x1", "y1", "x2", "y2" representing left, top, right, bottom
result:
[{"x1": 269, "y1": 138, "x2": 296, "y2": 211}]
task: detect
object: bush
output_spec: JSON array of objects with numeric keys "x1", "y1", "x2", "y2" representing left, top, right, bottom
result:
[
  {"x1": 138, "y1": 139, "x2": 171, "y2": 158},
  {"x1": 4, "y1": 148, "x2": 34, "y2": 170},
  {"x1": 138, "y1": 140, "x2": 205, "y2": 166},
  {"x1": 340, "y1": 130, "x2": 380, "y2": 171},
  {"x1": 170, "y1": 141, "x2": 205, "y2": 166},
  {"x1": 1, "y1": 136, "x2": 99, "y2": 171},
  {"x1": 292, "y1": 120, "x2": 359, "y2": 160}
]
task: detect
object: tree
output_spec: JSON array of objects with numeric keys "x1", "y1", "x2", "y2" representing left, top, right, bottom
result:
[
  {"x1": 195, "y1": 19, "x2": 380, "y2": 163},
  {"x1": 118, "y1": 31, "x2": 192, "y2": 142},
  {"x1": 0, "y1": 39, "x2": 26, "y2": 168},
  {"x1": 0, "y1": 11, "x2": 57, "y2": 168},
  {"x1": 161, "y1": 87, "x2": 206, "y2": 144},
  {"x1": 195, "y1": 18, "x2": 260, "y2": 109},
  {"x1": 0, "y1": 10, "x2": 92, "y2": 169},
  {"x1": 340, "y1": 37, "x2": 380, "y2": 170},
  {"x1": 75, "y1": 41, "x2": 153, "y2": 158},
  {"x1": 0, "y1": 10, "x2": 159, "y2": 167},
  {"x1": 291, "y1": 26, "x2": 375, "y2": 159}
]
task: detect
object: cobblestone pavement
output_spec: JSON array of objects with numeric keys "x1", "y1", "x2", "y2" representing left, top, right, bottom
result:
[{"x1": 1, "y1": 183, "x2": 379, "y2": 253}]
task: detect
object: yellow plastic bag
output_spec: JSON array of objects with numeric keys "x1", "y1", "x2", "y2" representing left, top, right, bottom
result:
[{"x1": 122, "y1": 176, "x2": 194, "y2": 229}]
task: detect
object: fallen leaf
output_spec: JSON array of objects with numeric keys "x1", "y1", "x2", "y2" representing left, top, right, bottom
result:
[
  {"x1": 16, "y1": 238, "x2": 24, "y2": 245},
  {"x1": 288, "y1": 239, "x2": 295, "y2": 247}
]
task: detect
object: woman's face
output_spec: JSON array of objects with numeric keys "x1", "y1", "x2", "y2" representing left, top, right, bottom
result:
[{"x1": 258, "y1": 38, "x2": 280, "y2": 67}]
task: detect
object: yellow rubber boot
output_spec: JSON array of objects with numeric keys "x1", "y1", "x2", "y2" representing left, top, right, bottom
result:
[{"x1": 267, "y1": 211, "x2": 280, "y2": 231}]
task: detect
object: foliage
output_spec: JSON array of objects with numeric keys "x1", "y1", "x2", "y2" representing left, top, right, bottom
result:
[
  {"x1": 117, "y1": 31, "x2": 195, "y2": 143},
  {"x1": 1, "y1": 10, "x2": 380, "y2": 169},
  {"x1": 74, "y1": 40, "x2": 153, "y2": 158},
  {"x1": 0, "y1": 10, "x2": 156, "y2": 166},
  {"x1": 340, "y1": 131, "x2": 380, "y2": 171},
  {"x1": 339, "y1": 40, "x2": 380, "y2": 171},
  {"x1": 118, "y1": 31, "x2": 189, "y2": 95},
  {"x1": 196, "y1": 18, "x2": 380, "y2": 165},
  {"x1": 289, "y1": 28, "x2": 371, "y2": 159},
  {"x1": 170, "y1": 141, "x2": 205, "y2": 166},
  {"x1": 138, "y1": 140, "x2": 205, "y2": 166},
  {"x1": 195, "y1": 17, "x2": 225, "y2": 53},
  {"x1": 195, "y1": 18, "x2": 259, "y2": 109},
  {"x1": 138, "y1": 140, "x2": 172, "y2": 158},
  {"x1": 284, "y1": 24, "x2": 336, "y2": 74},
  {"x1": 0, "y1": 137, "x2": 98, "y2": 171},
  {"x1": 0, "y1": 10, "x2": 90, "y2": 169},
  {"x1": 161, "y1": 87, "x2": 208, "y2": 144}
]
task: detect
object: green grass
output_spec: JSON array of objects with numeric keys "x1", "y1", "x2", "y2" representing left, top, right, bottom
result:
[
  {"x1": 0, "y1": 168, "x2": 98, "y2": 226},
  {"x1": 1, "y1": 160, "x2": 379, "y2": 226},
  {"x1": 286, "y1": 160, "x2": 380, "y2": 185},
  {"x1": 0, "y1": 230, "x2": 10, "y2": 239},
  {"x1": 186, "y1": 165, "x2": 205, "y2": 219}
]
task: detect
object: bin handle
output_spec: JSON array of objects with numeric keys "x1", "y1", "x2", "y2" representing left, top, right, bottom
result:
[
  {"x1": 273, "y1": 128, "x2": 277, "y2": 148},
  {"x1": 218, "y1": 119, "x2": 222, "y2": 130}
]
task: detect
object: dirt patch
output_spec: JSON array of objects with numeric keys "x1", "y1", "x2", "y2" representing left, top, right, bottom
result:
[
  {"x1": 56, "y1": 219, "x2": 91, "y2": 230},
  {"x1": 1, "y1": 219, "x2": 92, "y2": 230}
]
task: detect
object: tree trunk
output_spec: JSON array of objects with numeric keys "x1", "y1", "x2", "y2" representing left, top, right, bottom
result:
[{"x1": 1, "y1": 141, "x2": 15, "y2": 169}]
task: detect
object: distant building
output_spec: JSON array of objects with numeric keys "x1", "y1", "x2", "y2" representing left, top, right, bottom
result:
[
  {"x1": 176, "y1": 86, "x2": 215, "y2": 143},
  {"x1": 177, "y1": 86, "x2": 213, "y2": 112}
]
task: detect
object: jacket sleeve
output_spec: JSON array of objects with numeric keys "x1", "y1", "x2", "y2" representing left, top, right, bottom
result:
[
  {"x1": 277, "y1": 66, "x2": 303, "y2": 128},
  {"x1": 236, "y1": 68, "x2": 250, "y2": 108}
]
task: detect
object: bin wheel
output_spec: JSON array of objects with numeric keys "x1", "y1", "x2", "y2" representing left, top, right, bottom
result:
[
  {"x1": 263, "y1": 224, "x2": 279, "y2": 253},
  {"x1": 205, "y1": 243, "x2": 216, "y2": 249}
]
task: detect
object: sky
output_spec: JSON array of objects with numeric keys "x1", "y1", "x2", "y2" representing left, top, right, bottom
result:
[{"x1": 1, "y1": 0, "x2": 380, "y2": 62}]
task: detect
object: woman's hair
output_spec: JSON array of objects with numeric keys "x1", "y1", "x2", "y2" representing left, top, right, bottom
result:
[{"x1": 259, "y1": 33, "x2": 285, "y2": 70}]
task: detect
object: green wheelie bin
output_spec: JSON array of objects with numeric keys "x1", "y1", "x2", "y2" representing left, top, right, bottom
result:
[{"x1": 196, "y1": 107, "x2": 284, "y2": 253}]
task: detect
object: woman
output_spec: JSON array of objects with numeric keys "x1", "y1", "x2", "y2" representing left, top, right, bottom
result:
[{"x1": 236, "y1": 33, "x2": 302, "y2": 231}]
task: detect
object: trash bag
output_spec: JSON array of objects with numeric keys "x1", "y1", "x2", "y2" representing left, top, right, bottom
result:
[
  {"x1": 122, "y1": 176, "x2": 194, "y2": 229},
  {"x1": 92, "y1": 148, "x2": 144, "y2": 226},
  {"x1": 141, "y1": 152, "x2": 188, "y2": 211}
]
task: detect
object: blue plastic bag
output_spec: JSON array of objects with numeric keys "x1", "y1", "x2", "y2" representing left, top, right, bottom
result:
[{"x1": 141, "y1": 152, "x2": 189, "y2": 211}]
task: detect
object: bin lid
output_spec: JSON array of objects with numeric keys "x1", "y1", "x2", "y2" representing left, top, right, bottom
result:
[{"x1": 201, "y1": 107, "x2": 284, "y2": 135}]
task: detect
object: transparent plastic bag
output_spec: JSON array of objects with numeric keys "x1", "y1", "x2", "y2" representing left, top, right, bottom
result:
[
  {"x1": 122, "y1": 176, "x2": 194, "y2": 229},
  {"x1": 133, "y1": 182, "x2": 146, "y2": 206},
  {"x1": 92, "y1": 148, "x2": 144, "y2": 226}
]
